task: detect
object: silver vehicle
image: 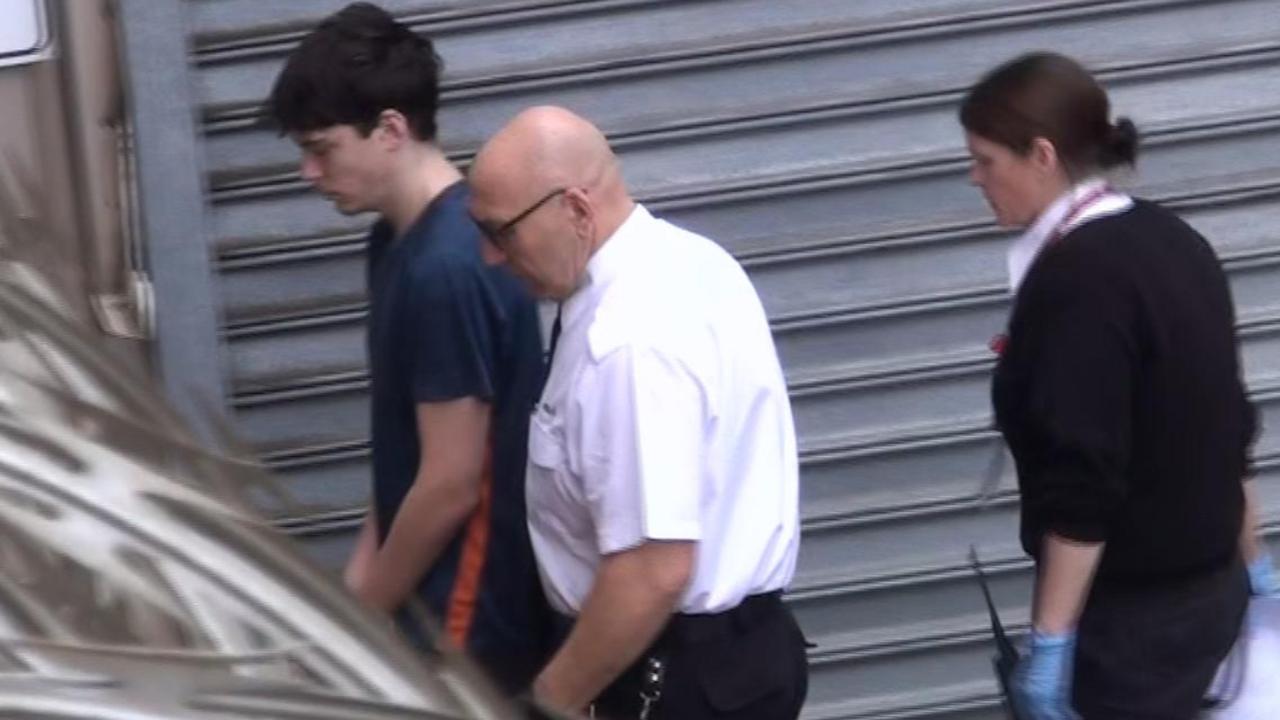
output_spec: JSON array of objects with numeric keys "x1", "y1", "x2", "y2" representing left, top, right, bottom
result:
[
  {"x1": 0, "y1": 5, "x2": 552, "y2": 715},
  {"x1": 0, "y1": 260, "x2": 547, "y2": 719}
]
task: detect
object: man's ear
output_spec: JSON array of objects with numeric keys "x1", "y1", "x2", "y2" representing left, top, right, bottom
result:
[
  {"x1": 375, "y1": 109, "x2": 412, "y2": 149},
  {"x1": 563, "y1": 187, "x2": 595, "y2": 241}
]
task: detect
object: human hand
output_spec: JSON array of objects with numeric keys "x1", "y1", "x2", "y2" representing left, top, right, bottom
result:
[{"x1": 1010, "y1": 629, "x2": 1079, "y2": 720}]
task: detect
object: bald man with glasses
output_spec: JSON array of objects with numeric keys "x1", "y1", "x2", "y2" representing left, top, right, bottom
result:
[{"x1": 470, "y1": 106, "x2": 809, "y2": 720}]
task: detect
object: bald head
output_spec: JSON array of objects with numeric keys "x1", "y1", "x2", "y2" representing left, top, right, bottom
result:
[
  {"x1": 468, "y1": 108, "x2": 635, "y2": 300},
  {"x1": 471, "y1": 106, "x2": 629, "y2": 214}
]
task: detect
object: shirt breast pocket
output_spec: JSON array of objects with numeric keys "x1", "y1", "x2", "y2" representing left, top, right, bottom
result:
[
  {"x1": 528, "y1": 407, "x2": 565, "y2": 471},
  {"x1": 527, "y1": 406, "x2": 592, "y2": 535}
]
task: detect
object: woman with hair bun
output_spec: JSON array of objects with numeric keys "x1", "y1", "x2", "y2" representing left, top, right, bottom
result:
[{"x1": 960, "y1": 52, "x2": 1274, "y2": 719}]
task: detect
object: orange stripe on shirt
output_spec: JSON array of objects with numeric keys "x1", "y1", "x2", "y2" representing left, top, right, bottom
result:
[{"x1": 444, "y1": 435, "x2": 494, "y2": 649}]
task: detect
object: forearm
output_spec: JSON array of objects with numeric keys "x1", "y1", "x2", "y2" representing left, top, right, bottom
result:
[
  {"x1": 1033, "y1": 533, "x2": 1104, "y2": 634},
  {"x1": 354, "y1": 470, "x2": 480, "y2": 611},
  {"x1": 343, "y1": 510, "x2": 380, "y2": 589},
  {"x1": 535, "y1": 543, "x2": 691, "y2": 712},
  {"x1": 1240, "y1": 480, "x2": 1264, "y2": 562}
]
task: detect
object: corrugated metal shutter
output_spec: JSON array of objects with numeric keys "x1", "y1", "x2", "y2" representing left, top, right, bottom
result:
[{"x1": 134, "y1": 1, "x2": 1280, "y2": 717}]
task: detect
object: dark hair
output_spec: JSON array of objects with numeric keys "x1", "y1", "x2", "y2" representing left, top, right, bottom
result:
[
  {"x1": 267, "y1": 2, "x2": 443, "y2": 140},
  {"x1": 959, "y1": 52, "x2": 1139, "y2": 176}
]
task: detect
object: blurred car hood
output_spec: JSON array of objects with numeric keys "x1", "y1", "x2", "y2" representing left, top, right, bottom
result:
[{"x1": 0, "y1": 262, "x2": 534, "y2": 720}]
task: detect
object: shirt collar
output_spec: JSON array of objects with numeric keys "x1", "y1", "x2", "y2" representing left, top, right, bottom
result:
[
  {"x1": 1007, "y1": 177, "x2": 1126, "y2": 292},
  {"x1": 369, "y1": 180, "x2": 469, "y2": 250},
  {"x1": 562, "y1": 203, "x2": 651, "y2": 328}
]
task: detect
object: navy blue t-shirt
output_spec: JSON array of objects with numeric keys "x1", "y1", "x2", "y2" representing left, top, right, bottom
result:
[{"x1": 366, "y1": 180, "x2": 547, "y2": 690}]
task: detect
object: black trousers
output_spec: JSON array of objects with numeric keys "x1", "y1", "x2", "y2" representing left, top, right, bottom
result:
[
  {"x1": 554, "y1": 592, "x2": 809, "y2": 720},
  {"x1": 1072, "y1": 556, "x2": 1249, "y2": 720}
]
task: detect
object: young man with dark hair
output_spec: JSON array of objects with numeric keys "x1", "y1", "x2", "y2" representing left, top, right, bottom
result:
[{"x1": 267, "y1": 2, "x2": 548, "y2": 692}]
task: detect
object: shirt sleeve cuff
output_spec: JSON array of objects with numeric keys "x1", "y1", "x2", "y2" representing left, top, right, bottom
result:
[
  {"x1": 644, "y1": 520, "x2": 702, "y2": 543},
  {"x1": 1045, "y1": 518, "x2": 1109, "y2": 544},
  {"x1": 596, "y1": 522, "x2": 701, "y2": 556}
]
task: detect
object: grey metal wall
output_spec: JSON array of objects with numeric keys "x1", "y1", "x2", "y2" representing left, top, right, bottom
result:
[{"x1": 136, "y1": 1, "x2": 1280, "y2": 718}]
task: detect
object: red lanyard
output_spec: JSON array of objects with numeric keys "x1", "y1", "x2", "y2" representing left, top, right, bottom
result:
[
  {"x1": 991, "y1": 184, "x2": 1115, "y2": 357},
  {"x1": 1046, "y1": 184, "x2": 1115, "y2": 245}
]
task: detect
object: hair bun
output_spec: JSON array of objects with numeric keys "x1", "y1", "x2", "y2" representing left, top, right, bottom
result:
[{"x1": 1101, "y1": 116, "x2": 1140, "y2": 168}]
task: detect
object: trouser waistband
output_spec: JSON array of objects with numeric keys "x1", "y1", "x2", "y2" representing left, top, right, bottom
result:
[{"x1": 549, "y1": 590, "x2": 785, "y2": 650}]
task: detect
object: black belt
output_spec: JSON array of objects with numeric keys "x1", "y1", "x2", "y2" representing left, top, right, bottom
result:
[
  {"x1": 551, "y1": 591, "x2": 788, "y2": 718},
  {"x1": 550, "y1": 590, "x2": 784, "y2": 650},
  {"x1": 659, "y1": 590, "x2": 785, "y2": 647}
]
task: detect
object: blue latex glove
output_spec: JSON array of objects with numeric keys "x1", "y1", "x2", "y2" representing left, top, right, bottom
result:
[
  {"x1": 1010, "y1": 629, "x2": 1079, "y2": 720},
  {"x1": 1248, "y1": 553, "x2": 1280, "y2": 597}
]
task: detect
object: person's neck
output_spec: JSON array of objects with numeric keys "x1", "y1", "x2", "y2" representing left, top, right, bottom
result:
[
  {"x1": 383, "y1": 145, "x2": 465, "y2": 237},
  {"x1": 556, "y1": 199, "x2": 636, "y2": 302},
  {"x1": 587, "y1": 198, "x2": 636, "y2": 258},
  {"x1": 1039, "y1": 176, "x2": 1076, "y2": 212}
]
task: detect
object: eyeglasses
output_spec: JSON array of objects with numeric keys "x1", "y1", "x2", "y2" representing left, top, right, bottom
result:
[{"x1": 476, "y1": 188, "x2": 566, "y2": 245}]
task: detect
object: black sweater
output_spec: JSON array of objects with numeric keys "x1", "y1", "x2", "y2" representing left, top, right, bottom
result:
[{"x1": 993, "y1": 199, "x2": 1256, "y2": 582}]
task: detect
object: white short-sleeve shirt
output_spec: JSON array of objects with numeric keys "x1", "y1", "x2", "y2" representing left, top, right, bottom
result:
[{"x1": 526, "y1": 204, "x2": 801, "y2": 615}]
